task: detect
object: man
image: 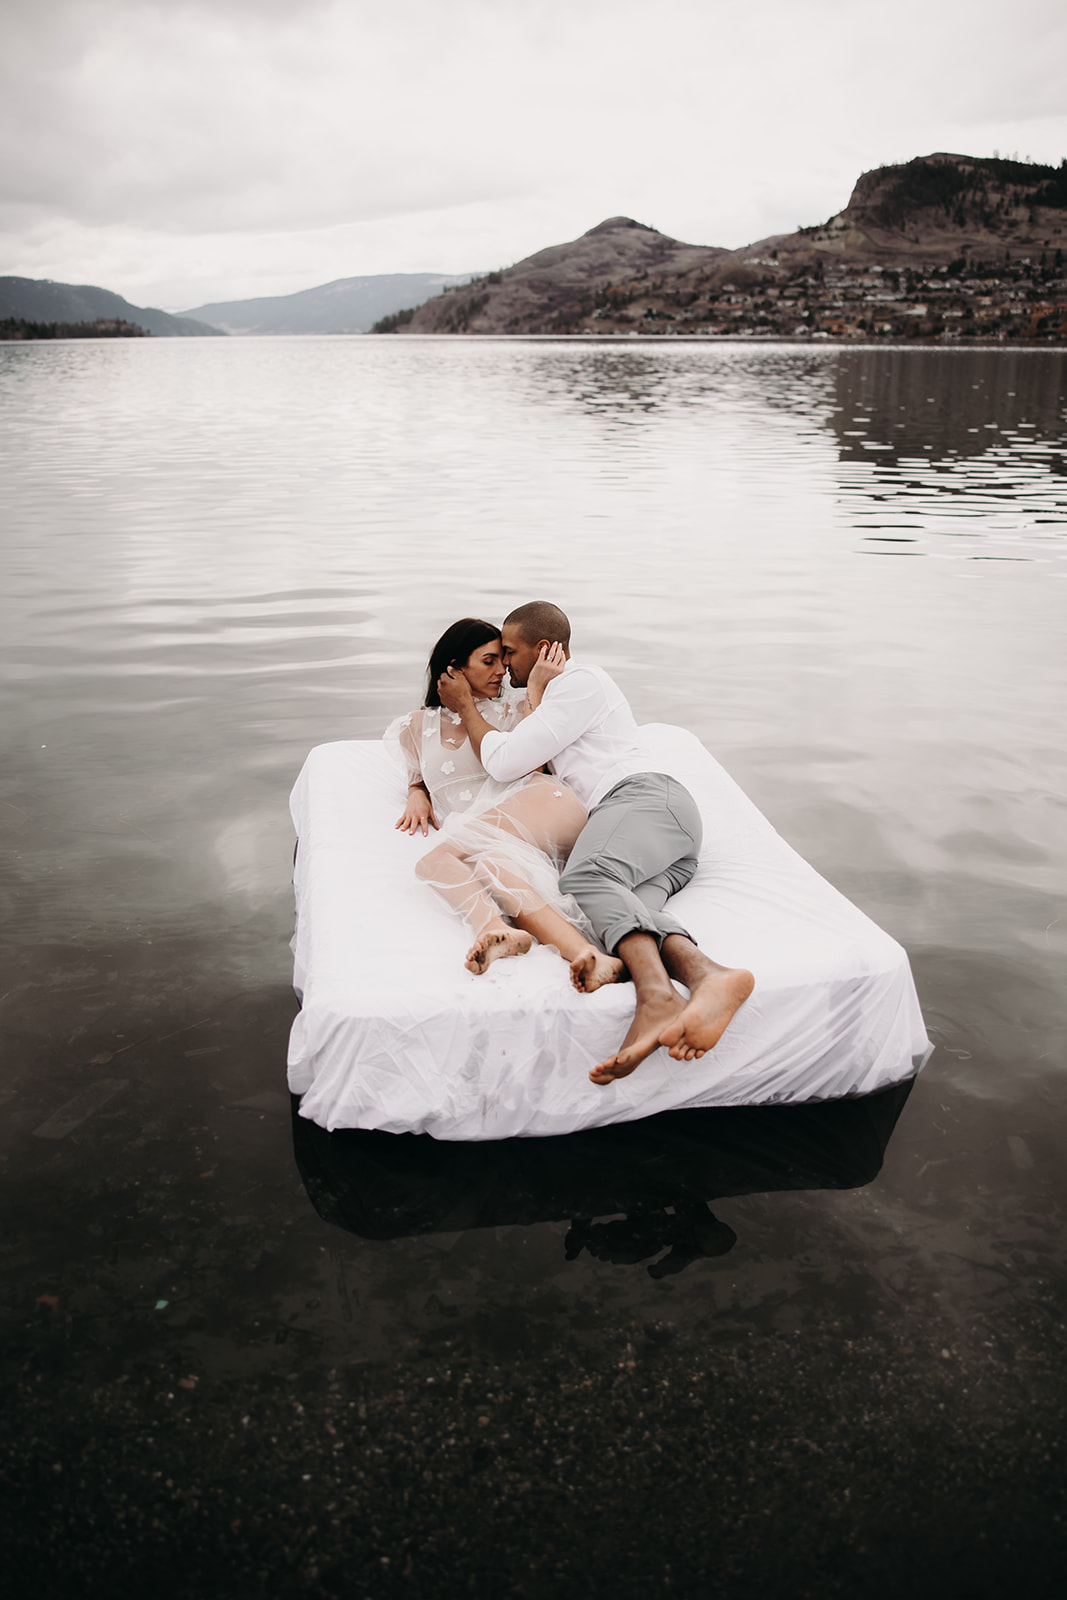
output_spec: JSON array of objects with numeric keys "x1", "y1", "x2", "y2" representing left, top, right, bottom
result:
[{"x1": 437, "y1": 601, "x2": 754, "y2": 1085}]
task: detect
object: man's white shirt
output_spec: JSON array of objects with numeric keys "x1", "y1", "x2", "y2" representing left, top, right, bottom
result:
[{"x1": 479, "y1": 659, "x2": 649, "y2": 810}]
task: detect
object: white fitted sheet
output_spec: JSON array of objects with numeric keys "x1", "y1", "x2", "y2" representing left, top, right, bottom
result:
[{"x1": 287, "y1": 727, "x2": 931, "y2": 1138}]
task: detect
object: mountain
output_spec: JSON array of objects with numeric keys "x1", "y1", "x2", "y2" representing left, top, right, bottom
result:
[
  {"x1": 382, "y1": 217, "x2": 730, "y2": 335},
  {"x1": 0, "y1": 278, "x2": 223, "y2": 336},
  {"x1": 734, "y1": 152, "x2": 1067, "y2": 271},
  {"x1": 380, "y1": 155, "x2": 1067, "y2": 338},
  {"x1": 181, "y1": 273, "x2": 478, "y2": 334}
]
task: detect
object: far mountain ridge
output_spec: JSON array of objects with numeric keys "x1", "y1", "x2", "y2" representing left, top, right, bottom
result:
[
  {"x1": 181, "y1": 272, "x2": 479, "y2": 335},
  {"x1": 378, "y1": 154, "x2": 1067, "y2": 339},
  {"x1": 0, "y1": 278, "x2": 222, "y2": 337}
]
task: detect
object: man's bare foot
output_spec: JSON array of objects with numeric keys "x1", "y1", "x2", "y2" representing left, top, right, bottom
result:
[
  {"x1": 570, "y1": 945, "x2": 625, "y2": 994},
  {"x1": 465, "y1": 924, "x2": 533, "y2": 974},
  {"x1": 589, "y1": 989, "x2": 685, "y2": 1085},
  {"x1": 658, "y1": 968, "x2": 754, "y2": 1061}
]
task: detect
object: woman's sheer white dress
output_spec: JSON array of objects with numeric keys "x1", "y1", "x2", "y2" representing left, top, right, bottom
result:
[{"x1": 384, "y1": 692, "x2": 596, "y2": 942}]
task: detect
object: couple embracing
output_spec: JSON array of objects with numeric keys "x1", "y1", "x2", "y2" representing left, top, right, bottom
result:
[{"x1": 388, "y1": 601, "x2": 753, "y2": 1086}]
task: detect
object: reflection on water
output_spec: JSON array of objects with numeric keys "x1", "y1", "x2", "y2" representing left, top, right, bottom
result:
[
  {"x1": 830, "y1": 345, "x2": 1067, "y2": 461},
  {"x1": 522, "y1": 343, "x2": 1067, "y2": 562},
  {"x1": 830, "y1": 348, "x2": 1066, "y2": 562},
  {"x1": 293, "y1": 1082, "x2": 913, "y2": 1278}
]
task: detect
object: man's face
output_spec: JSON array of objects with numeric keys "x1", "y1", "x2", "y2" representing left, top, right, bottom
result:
[{"x1": 500, "y1": 625, "x2": 541, "y2": 689}]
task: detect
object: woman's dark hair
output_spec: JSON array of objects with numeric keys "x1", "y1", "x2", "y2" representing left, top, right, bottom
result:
[{"x1": 424, "y1": 618, "x2": 500, "y2": 707}]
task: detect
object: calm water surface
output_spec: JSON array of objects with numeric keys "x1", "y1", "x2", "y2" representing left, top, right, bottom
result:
[{"x1": 1, "y1": 338, "x2": 1065, "y2": 1593}]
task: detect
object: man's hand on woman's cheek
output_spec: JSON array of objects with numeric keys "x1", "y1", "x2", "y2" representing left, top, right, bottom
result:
[{"x1": 437, "y1": 669, "x2": 474, "y2": 713}]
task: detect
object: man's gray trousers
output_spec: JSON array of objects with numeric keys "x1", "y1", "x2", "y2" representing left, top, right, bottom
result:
[{"x1": 558, "y1": 772, "x2": 701, "y2": 956}]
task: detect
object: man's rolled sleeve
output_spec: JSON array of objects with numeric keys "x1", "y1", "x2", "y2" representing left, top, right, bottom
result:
[
  {"x1": 479, "y1": 670, "x2": 601, "y2": 782},
  {"x1": 479, "y1": 727, "x2": 526, "y2": 781},
  {"x1": 479, "y1": 717, "x2": 559, "y2": 782}
]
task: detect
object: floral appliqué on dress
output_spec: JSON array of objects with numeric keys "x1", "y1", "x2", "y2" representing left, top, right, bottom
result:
[{"x1": 441, "y1": 760, "x2": 456, "y2": 775}]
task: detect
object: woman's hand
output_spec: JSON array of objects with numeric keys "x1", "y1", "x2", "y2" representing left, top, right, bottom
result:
[
  {"x1": 395, "y1": 785, "x2": 439, "y2": 836},
  {"x1": 526, "y1": 642, "x2": 566, "y2": 710}
]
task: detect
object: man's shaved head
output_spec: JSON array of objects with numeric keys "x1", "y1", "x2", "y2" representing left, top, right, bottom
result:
[{"x1": 502, "y1": 601, "x2": 571, "y2": 648}]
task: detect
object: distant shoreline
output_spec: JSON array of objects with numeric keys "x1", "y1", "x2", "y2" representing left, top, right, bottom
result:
[
  {"x1": 0, "y1": 315, "x2": 149, "y2": 341},
  {"x1": 5, "y1": 330, "x2": 1063, "y2": 351},
  {"x1": 360, "y1": 332, "x2": 1067, "y2": 351},
  {"x1": 7, "y1": 333, "x2": 1063, "y2": 355}
]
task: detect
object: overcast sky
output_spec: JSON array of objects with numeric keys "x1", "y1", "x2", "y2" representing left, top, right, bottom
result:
[{"x1": 3, "y1": 0, "x2": 1065, "y2": 310}]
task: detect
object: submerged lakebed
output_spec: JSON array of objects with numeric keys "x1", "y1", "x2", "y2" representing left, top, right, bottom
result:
[{"x1": 1, "y1": 338, "x2": 1065, "y2": 1596}]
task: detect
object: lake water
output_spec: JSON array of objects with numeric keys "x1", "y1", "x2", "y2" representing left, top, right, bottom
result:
[{"x1": 1, "y1": 338, "x2": 1065, "y2": 1596}]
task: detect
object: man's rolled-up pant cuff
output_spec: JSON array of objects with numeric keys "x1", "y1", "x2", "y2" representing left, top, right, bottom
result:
[{"x1": 603, "y1": 914, "x2": 697, "y2": 957}]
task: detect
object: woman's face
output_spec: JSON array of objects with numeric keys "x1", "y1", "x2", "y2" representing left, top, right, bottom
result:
[{"x1": 461, "y1": 638, "x2": 505, "y2": 699}]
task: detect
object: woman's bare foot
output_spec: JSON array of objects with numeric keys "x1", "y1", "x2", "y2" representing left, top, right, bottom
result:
[
  {"x1": 465, "y1": 924, "x2": 533, "y2": 974},
  {"x1": 570, "y1": 945, "x2": 625, "y2": 994},
  {"x1": 658, "y1": 968, "x2": 754, "y2": 1061},
  {"x1": 589, "y1": 989, "x2": 685, "y2": 1085}
]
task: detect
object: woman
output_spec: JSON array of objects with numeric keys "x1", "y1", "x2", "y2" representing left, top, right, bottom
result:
[{"x1": 387, "y1": 618, "x2": 622, "y2": 989}]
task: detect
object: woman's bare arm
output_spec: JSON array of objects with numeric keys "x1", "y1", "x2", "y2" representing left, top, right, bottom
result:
[{"x1": 394, "y1": 713, "x2": 439, "y2": 835}]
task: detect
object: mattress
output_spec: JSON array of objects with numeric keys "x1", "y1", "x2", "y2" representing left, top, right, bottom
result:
[{"x1": 287, "y1": 726, "x2": 931, "y2": 1139}]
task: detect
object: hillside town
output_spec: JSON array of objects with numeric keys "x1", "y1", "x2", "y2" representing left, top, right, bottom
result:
[
  {"x1": 418, "y1": 249, "x2": 1067, "y2": 343},
  {"x1": 584, "y1": 251, "x2": 1067, "y2": 342}
]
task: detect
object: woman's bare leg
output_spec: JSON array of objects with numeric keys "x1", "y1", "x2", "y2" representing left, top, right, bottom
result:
[
  {"x1": 471, "y1": 850, "x2": 622, "y2": 992},
  {"x1": 415, "y1": 843, "x2": 531, "y2": 973},
  {"x1": 512, "y1": 903, "x2": 624, "y2": 993},
  {"x1": 415, "y1": 782, "x2": 620, "y2": 983},
  {"x1": 472, "y1": 783, "x2": 622, "y2": 989},
  {"x1": 416, "y1": 840, "x2": 498, "y2": 931}
]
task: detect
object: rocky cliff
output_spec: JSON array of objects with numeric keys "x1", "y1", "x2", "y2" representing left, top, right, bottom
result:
[{"x1": 761, "y1": 152, "x2": 1067, "y2": 268}]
